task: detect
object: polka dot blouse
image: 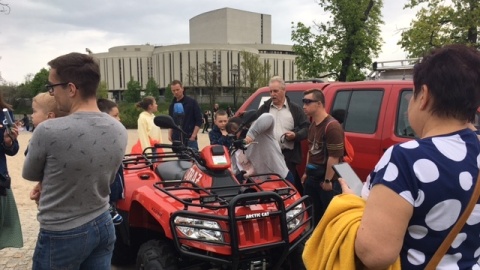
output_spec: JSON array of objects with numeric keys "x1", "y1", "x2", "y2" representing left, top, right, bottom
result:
[{"x1": 365, "y1": 129, "x2": 480, "y2": 269}]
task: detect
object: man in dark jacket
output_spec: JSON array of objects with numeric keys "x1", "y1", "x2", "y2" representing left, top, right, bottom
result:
[
  {"x1": 168, "y1": 80, "x2": 203, "y2": 150},
  {"x1": 257, "y1": 76, "x2": 309, "y2": 194}
]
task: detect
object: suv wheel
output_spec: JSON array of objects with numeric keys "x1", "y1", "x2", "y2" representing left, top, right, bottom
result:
[{"x1": 136, "y1": 240, "x2": 179, "y2": 270}]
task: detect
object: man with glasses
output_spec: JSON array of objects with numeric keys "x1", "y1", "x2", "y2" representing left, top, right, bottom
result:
[
  {"x1": 302, "y1": 88, "x2": 344, "y2": 226},
  {"x1": 23, "y1": 52, "x2": 127, "y2": 269},
  {"x1": 256, "y1": 76, "x2": 309, "y2": 194}
]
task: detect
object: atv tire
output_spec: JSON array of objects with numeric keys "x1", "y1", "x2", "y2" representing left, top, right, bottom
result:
[{"x1": 136, "y1": 240, "x2": 179, "y2": 270}]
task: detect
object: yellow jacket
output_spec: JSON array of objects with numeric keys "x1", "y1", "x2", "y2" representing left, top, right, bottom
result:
[
  {"x1": 137, "y1": 111, "x2": 162, "y2": 151},
  {"x1": 303, "y1": 194, "x2": 401, "y2": 270}
]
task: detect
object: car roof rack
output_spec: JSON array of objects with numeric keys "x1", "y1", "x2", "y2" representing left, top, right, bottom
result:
[
  {"x1": 285, "y1": 79, "x2": 324, "y2": 83},
  {"x1": 368, "y1": 58, "x2": 421, "y2": 80}
]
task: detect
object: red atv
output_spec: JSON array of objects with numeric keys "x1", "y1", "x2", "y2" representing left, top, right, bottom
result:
[{"x1": 113, "y1": 115, "x2": 313, "y2": 270}]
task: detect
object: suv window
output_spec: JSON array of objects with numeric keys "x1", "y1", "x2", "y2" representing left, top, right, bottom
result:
[
  {"x1": 331, "y1": 90, "x2": 384, "y2": 134},
  {"x1": 396, "y1": 89, "x2": 415, "y2": 137},
  {"x1": 246, "y1": 91, "x2": 305, "y2": 111}
]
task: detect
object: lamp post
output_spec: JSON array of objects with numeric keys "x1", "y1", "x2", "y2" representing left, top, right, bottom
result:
[{"x1": 230, "y1": 68, "x2": 239, "y2": 109}]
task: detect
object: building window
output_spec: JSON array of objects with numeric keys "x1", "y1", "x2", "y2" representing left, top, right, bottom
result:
[
  {"x1": 140, "y1": 58, "x2": 143, "y2": 86},
  {"x1": 137, "y1": 59, "x2": 140, "y2": 83},
  {"x1": 180, "y1": 52, "x2": 183, "y2": 83},
  {"x1": 118, "y1": 59, "x2": 122, "y2": 88},
  {"x1": 260, "y1": 14, "x2": 264, "y2": 44}
]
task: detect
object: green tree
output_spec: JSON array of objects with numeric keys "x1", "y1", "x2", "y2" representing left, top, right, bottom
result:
[
  {"x1": 164, "y1": 84, "x2": 173, "y2": 102},
  {"x1": 97, "y1": 81, "x2": 108, "y2": 99},
  {"x1": 291, "y1": 0, "x2": 383, "y2": 81},
  {"x1": 144, "y1": 77, "x2": 160, "y2": 99},
  {"x1": 123, "y1": 77, "x2": 141, "y2": 102},
  {"x1": 186, "y1": 66, "x2": 199, "y2": 88},
  {"x1": 198, "y1": 62, "x2": 221, "y2": 108},
  {"x1": 0, "y1": 57, "x2": 4, "y2": 84},
  {"x1": 26, "y1": 68, "x2": 49, "y2": 97},
  {"x1": 399, "y1": 0, "x2": 479, "y2": 58},
  {"x1": 239, "y1": 51, "x2": 271, "y2": 94}
]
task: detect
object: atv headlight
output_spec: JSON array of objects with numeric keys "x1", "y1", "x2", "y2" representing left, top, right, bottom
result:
[
  {"x1": 174, "y1": 217, "x2": 224, "y2": 243},
  {"x1": 286, "y1": 204, "x2": 304, "y2": 231}
]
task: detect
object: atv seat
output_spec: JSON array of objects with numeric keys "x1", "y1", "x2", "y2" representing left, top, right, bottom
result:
[{"x1": 155, "y1": 160, "x2": 192, "y2": 181}]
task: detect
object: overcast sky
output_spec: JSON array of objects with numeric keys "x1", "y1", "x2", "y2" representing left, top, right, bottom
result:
[{"x1": 0, "y1": 0, "x2": 418, "y2": 84}]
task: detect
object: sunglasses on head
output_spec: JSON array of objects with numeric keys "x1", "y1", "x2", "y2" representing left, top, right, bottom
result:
[{"x1": 302, "y1": 98, "x2": 320, "y2": 105}]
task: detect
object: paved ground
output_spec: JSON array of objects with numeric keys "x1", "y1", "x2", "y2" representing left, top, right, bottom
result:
[{"x1": 1, "y1": 129, "x2": 211, "y2": 270}]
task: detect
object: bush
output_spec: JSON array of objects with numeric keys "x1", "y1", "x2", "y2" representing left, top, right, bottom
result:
[
  {"x1": 118, "y1": 103, "x2": 139, "y2": 129},
  {"x1": 118, "y1": 102, "x2": 171, "y2": 129}
]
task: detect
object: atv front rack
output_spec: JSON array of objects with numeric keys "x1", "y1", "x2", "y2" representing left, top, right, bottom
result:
[
  {"x1": 153, "y1": 173, "x2": 297, "y2": 210},
  {"x1": 168, "y1": 191, "x2": 312, "y2": 270}
]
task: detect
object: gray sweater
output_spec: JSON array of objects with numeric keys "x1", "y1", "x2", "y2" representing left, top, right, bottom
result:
[
  {"x1": 246, "y1": 113, "x2": 289, "y2": 178},
  {"x1": 23, "y1": 112, "x2": 127, "y2": 231}
]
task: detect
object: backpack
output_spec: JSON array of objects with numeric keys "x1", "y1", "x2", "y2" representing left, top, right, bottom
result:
[{"x1": 323, "y1": 120, "x2": 354, "y2": 164}]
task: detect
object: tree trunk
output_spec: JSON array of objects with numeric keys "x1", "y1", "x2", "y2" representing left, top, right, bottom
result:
[
  {"x1": 467, "y1": 0, "x2": 478, "y2": 45},
  {"x1": 338, "y1": 0, "x2": 375, "y2": 81}
]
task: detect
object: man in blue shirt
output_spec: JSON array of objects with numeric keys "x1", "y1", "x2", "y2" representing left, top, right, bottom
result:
[{"x1": 168, "y1": 80, "x2": 202, "y2": 150}]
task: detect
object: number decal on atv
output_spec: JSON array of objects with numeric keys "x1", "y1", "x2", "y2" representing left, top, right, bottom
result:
[{"x1": 184, "y1": 168, "x2": 203, "y2": 184}]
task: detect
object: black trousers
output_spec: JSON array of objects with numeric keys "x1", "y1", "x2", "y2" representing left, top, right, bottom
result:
[
  {"x1": 303, "y1": 175, "x2": 340, "y2": 226},
  {"x1": 285, "y1": 161, "x2": 303, "y2": 195}
]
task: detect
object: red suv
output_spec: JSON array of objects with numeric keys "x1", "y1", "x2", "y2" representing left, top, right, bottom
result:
[{"x1": 237, "y1": 80, "x2": 416, "y2": 181}]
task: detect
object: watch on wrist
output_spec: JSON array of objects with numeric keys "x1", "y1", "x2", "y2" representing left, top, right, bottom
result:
[{"x1": 324, "y1": 179, "x2": 331, "y2": 184}]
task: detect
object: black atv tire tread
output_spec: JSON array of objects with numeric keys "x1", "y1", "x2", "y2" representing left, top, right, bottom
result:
[{"x1": 136, "y1": 240, "x2": 178, "y2": 270}]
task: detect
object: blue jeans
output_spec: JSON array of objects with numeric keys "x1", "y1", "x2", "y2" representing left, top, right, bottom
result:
[
  {"x1": 285, "y1": 171, "x2": 295, "y2": 185},
  {"x1": 187, "y1": 139, "x2": 199, "y2": 150},
  {"x1": 32, "y1": 211, "x2": 115, "y2": 270}
]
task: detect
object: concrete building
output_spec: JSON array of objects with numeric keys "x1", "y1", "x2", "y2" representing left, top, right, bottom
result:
[
  {"x1": 93, "y1": 7, "x2": 298, "y2": 103},
  {"x1": 189, "y1": 8, "x2": 271, "y2": 45}
]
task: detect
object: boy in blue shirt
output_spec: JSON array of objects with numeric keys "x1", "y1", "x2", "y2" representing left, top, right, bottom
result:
[{"x1": 209, "y1": 110, "x2": 232, "y2": 147}]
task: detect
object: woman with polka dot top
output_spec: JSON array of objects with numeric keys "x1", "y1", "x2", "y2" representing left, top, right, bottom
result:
[{"x1": 343, "y1": 45, "x2": 480, "y2": 269}]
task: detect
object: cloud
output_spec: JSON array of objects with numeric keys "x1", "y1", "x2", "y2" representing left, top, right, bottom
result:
[{"x1": 0, "y1": 0, "x2": 417, "y2": 83}]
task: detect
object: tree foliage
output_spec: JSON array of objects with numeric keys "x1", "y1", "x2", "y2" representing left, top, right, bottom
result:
[
  {"x1": 144, "y1": 77, "x2": 160, "y2": 100},
  {"x1": 27, "y1": 68, "x2": 49, "y2": 97},
  {"x1": 123, "y1": 77, "x2": 142, "y2": 103},
  {"x1": 186, "y1": 66, "x2": 199, "y2": 88},
  {"x1": 0, "y1": 1, "x2": 10, "y2": 15},
  {"x1": 399, "y1": 0, "x2": 479, "y2": 58},
  {"x1": 239, "y1": 51, "x2": 271, "y2": 93},
  {"x1": 164, "y1": 84, "x2": 173, "y2": 102},
  {"x1": 198, "y1": 62, "x2": 221, "y2": 108},
  {"x1": 96, "y1": 81, "x2": 108, "y2": 99},
  {"x1": 291, "y1": 0, "x2": 383, "y2": 81}
]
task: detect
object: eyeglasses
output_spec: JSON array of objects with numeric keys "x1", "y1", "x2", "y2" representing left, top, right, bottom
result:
[
  {"x1": 302, "y1": 98, "x2": 320, "y2": 105},
  {"x1": 45, "y1": 82, "x2": 69, "y2": 94}
]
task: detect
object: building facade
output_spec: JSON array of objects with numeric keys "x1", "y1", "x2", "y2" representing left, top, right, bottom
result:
[{"x1": 93, "y1": 8, "x2": 299, "y2": 102}]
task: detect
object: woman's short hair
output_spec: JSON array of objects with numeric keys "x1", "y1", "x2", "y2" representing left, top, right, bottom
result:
[{"x1": 413, "y1": 44, "x2": 480, "y2": 121}]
